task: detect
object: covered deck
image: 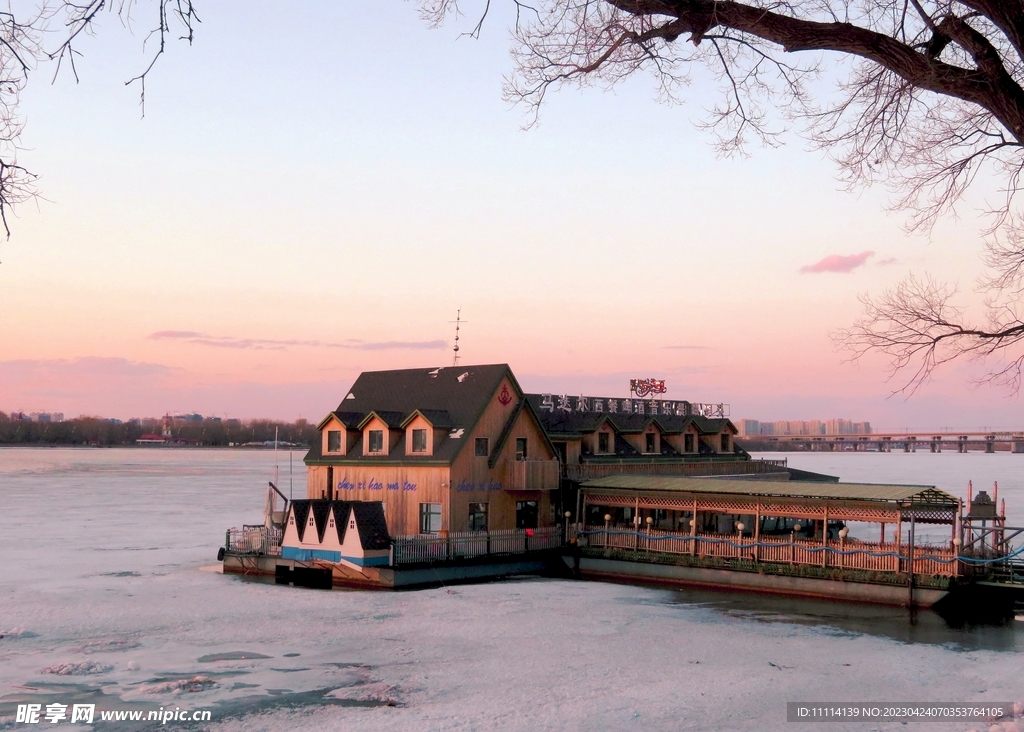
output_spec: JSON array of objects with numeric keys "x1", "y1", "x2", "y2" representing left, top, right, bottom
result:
[{"x1": 579, "y1": 476, "x2": 963, "y2": 578}]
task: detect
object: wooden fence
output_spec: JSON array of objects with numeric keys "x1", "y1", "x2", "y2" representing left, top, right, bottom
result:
[
  {"x1": 585, "y1": 526, "x2": 958, "y2": 577},
  {"x1": 392, "y1": 527, "x2": 562, "y2": 566}
]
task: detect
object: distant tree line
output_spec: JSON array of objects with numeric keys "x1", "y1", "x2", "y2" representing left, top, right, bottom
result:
[{"x1": 0, "y1": 413, "x2": 318, "y2": 447}]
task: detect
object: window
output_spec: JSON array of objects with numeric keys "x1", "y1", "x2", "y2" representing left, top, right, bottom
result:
[
  {"x1": 721, "y1": 434, "x2": 731, "y2": 452},
  {"x1": 327, "y1": 430, "x2": 341, "y2": 453},
  {"x1": 468, "y1": 502, "x2": 488, "y2": 531},
  {"x1": 412, "y1": 428, "x2": 427, "y2": 453},
  {"x1": 475, "y1": 437, "x2": 489, "y2": 456},
  {"x1": 515, "y1": 437, "x2": 528, "y2": 461},
  {"x1": 598, "y1": 432, "x2": 610, "y2": 453},
  {"x1": 684, "y1": 433, "x2": 694, "y2": 452},
  {"x1": 645, "y1": 432, "x2": 656, "y2": 453},
  {"x1": 419, "y1": 503, "x2": 442, "y2": 534},
  {"x1": 368, "y1": 429, "x2": 384, "y2": 453}
]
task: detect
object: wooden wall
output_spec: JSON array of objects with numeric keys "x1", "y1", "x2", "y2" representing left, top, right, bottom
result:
[
  {"x1": 448, "y1": 377, "x2": 557, "y2": 532},
  {"x1": 306, "y1": 463, "x2": 450, "y2": 537}
]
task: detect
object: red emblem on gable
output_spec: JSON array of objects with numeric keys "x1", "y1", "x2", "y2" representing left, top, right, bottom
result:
[{"x1": 498, "y1": 385, "x2": 512, "y2": 406}]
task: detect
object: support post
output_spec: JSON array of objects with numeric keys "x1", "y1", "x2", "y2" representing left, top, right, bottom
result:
[
  {"x1": 691, "y1": 499, "x2": 697, "y2": 556},
  {"x1": 634, "y1": 497, "x2": 640, "y2": 552},
  {"x1": 908, "y1": 512, "x2": 916, "y2": 609},
  {"x1": 822, "y1": 506, "x2": 829, "y2": 568},
  {"x1": 754, "y1": 502, "x2": 761, "y2": 563}
]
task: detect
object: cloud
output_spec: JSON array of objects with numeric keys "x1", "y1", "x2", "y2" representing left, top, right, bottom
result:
[
  {"x1": 875, "y1": 257, "x2": 899, "y2": 266},
  {"x1": 148, "y1": 331, "x2": 446, "y2": 351},
  {"x1": 800, "y1": 251, "x2": 875, "y2": 274},
  {"x1": 662, "y1": 345, "x2": 710, "y2": 350}
]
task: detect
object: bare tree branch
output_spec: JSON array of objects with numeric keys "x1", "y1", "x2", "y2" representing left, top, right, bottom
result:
[{"x1": 421, "y1": 0, "x2": 1024, "y2": 393}]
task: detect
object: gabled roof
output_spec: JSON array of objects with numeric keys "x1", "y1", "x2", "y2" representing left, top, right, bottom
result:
[
  {"x1": 351, "y1": 503, "x2": 391, "y2": 550},
  {"x1": 612, "y1": 414, "x2": 660, "y2": 434},
  {"x1": 400, "y1": 408, "x2": 455, "y2": 430},
  {"x1": 697, "y1": 418, "x2": 737, "y2": 435},
  {"x1": 306, "y1": 364, "x2": 518, "y2": 466},
  {"x1": 487, "y1": 398, "x2": 559, "y2": 469},
  {"x1": 292, "y1": 500, "x2": 314, "y2": 542},
  {"x1": 357, "y1": 410, "x2": 405, "y2": 430},
  {"x1": 289, "y1": 499, "x2": 343, "y2": 543},
  {"x1": 524, "y1": 394, "x2": 735, "y2": 438},
  {"x1": 289, "y1": 500, "x2": 391, "y2": 548},
  {"x1": 316, "y1": 411, "x2": 364, "y2": 430},
  {"x1": 311, "y1": 500, "x2": 333, "y2": 543}
]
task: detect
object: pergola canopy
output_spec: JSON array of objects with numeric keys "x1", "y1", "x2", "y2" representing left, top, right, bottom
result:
[{"x1": 580, "y1": 476, "x2": 960, "y2": 524}]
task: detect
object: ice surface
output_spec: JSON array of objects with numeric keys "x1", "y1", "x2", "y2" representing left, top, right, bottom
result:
[{"x1": 0, "y1": 448, "x2": 1021, "y2": 731}]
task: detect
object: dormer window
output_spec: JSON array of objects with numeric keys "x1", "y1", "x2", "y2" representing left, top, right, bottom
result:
[
  {"x1": 327, "y1": 430, "x2": 341, "y2": 453},
  {"x1": 685, "y1": 433, "x2": 695, "y2": 452},
  {"x1": 412, "y1": 429, "x2": 427, "y2": 453},
  {"x1": 598, "y1": 432, "x2": 610, "y2": 453},
  {"x1": 721, "y1": 434, "x2": 731, "y2": 452},
  {"x1": 368, "y1": 430, "x2": 384, "y2": 453},
  {"x1": 645, "y1": 432, "x2": 657, "y2": 453}
]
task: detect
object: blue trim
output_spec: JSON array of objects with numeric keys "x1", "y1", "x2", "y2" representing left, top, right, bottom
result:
[
  {"x1": 281, "y1": 546, "x2": 341, "y2": 562},
  {"x1": 342, "y1": 554, "x2": 390, "y2": 567}
]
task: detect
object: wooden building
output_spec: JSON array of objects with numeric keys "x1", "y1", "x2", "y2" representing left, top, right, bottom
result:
[
  {"x1": 305, "y1": 364, "x2": 560, "y2": 537},
  {"x1": 525, "y1": 393, "x2": 740, "y2": 472}
]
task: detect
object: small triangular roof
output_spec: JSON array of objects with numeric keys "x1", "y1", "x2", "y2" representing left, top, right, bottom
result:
[
  {"x1": 316, "y1": 411, "x2": 364, "y2": 430},
  {"x1": 399, "y1": 408, "x2": 455, "y2": 430},
  {"x1": 357, "y1": 410, "x2": 405, "y2": 430},
  {"x1": 351, "y1": 503, "x2": 391, "y2": 550}
]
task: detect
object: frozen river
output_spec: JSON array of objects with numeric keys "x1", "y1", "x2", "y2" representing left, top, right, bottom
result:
[{"x1": 1, "y1": 447, "x2": 1023, "y2": 731}]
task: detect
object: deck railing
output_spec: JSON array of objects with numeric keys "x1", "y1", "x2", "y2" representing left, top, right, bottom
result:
[
  {"x1": 226, "y1": 525, "x2": 282, "y2": 556},
  {"x1": 583, "y1": 526, "x2": 959, "y2": 577},
  {"x1": 392, "y1": 526, "x2": 562, "y2": 566}
]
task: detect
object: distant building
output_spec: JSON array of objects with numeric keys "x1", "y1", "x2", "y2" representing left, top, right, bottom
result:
[
  {"x1": 27, "y1": 412, "x2": 64, "y2": 423},
  {"x1": 737, "y1": 418, "x2": 871, "y2": 437}
]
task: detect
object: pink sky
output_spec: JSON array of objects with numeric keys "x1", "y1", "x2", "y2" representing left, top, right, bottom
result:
[{"x1": 1, "y1": 3, "x2": 1019, "y2": 431}]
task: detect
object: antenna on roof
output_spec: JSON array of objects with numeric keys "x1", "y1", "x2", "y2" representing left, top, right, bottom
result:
[{"x1": 449, "y1": 309, "x2": 468, "y2": 367}]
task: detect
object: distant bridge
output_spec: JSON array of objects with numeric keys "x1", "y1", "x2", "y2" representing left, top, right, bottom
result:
[{"x1": 739, "y1": 431, "x2": 1024, "y2": 453}]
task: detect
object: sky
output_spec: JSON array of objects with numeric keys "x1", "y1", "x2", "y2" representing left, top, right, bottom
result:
[{"x1": 0, "y1": 1, "x2": 1020, "y2": 430}]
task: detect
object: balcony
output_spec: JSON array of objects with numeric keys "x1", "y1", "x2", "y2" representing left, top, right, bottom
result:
[{"x1": 504, "y1": 459, "x2": 560, "y2": 491}]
